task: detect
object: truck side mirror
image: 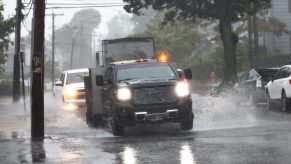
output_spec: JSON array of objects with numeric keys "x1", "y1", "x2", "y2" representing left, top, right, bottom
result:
[
  {"x1": 55, "y1": 80, "x2": 63, "y2": 86},
  {"x1": 106, "y1": 79, "x2": 113, "y2": 84},
  {"x1": 177, "y1": 68, "x2": 183, "y2": 78},
  {"x1": 96, "y1": 75, "x2": 104, "y2": 86},
  {"x1": 184, "y1": 69, "x2": 192, "y2": 80}
]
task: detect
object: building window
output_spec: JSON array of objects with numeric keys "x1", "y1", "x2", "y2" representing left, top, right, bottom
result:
[{"x1": 289, "y1": 0, "x2": 291, "y2": 12}]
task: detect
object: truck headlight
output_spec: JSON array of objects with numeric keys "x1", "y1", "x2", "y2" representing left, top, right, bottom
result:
[
  {"x1": 175, "y1": 81, "x2": 190, "y2": 97},
  {"x1": 64, "y1": 86, "x2": 77, "y2": 99},
  {"x1": 117, "y1": 88, "x2": 132, "y2": 101}
]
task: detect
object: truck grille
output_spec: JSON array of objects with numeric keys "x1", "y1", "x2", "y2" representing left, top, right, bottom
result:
[{"x1": 133, "y1": 86, "x2": 176, "y2": 105}]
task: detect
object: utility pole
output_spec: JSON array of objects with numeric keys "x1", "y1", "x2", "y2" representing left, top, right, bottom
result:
[
  {"x1": 70, "y1": 26, "x2": 80, "y2": 69},
  {"x1": 70, "y1": 32, "x2": 76, "y2": 69},
  {"x1": 253, "y1": 15, "x2": 259, "y2": 67},
  {"x1": 248, "y1": 15, "x2": 254, "y2": 68},
  {"x1": 20, "y1": 52, "x2": 26, "y2": 111},
  {"x1": 46, "y1": 13, "x2": 63, "y2": 94},
  {"x1": 92, "y1": 32, "x2": 96, "y2": 67},
  {"x1": 79, "y1": 22, "x2": 84, "y2": 68},
  {"x1": 52, "y1": 13, "x2": 55, "y2": 94},
  {"x1": 13, "y1": 0, "x2": 23, "y2": 103},
  {"x1": 31, "y1": 0, "x2": 45, "y2": 140}
]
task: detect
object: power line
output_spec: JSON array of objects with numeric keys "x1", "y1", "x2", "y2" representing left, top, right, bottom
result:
[
  {"x1": 22, "y1": 0, "x2": 33, "y2": 20},
  {"x1": 46, "y1": 4, "x2": 124, "y2": 9},
  {"x1": 24, "y1": 4, "x2": 124, "y2": 10},
  {"x1": 22, "y1": 0, "x2": 32, "y2": 7},
  {"x1": 22, "y1": 2, "x2": 124, "y2": 6},
  {"x1": 22, "y1": 20, "x2": 31, "y2": 32},
  {"x1": 26, "y1": 2, "x2": 125, "y2": 5}
]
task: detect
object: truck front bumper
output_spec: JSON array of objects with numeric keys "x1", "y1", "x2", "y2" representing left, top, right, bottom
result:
[{"x1": 114, "y1": 99, "x2": 193, "y2": 126}]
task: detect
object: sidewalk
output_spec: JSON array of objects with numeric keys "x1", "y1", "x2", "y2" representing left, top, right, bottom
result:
[{"x1": 0, "y1": 97, "x2": 30, "y2": 140}]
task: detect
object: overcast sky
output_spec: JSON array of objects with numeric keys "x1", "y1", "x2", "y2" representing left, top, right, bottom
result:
[{"x1": 2, "y1": 0, "x2": 130, "y2": 38}]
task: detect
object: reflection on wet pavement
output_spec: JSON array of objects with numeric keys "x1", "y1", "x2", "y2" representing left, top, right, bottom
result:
[
  {"x1": 31, "y1": 141, "x2": 46, "y2": 163},
  {"x1": 180, "y1": 143, "x2": 195, "y2": 164},
  {"x1": 1, "y1": 93, "x2": 291, "y2": 163},
  {"x1": 122, "y1": 146, "x2": 137, "y2": 164}
]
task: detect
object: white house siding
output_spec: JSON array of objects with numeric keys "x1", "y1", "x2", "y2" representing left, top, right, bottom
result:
[{"x1": 269, "y1": 0, "x2": 291, "y2": 54}]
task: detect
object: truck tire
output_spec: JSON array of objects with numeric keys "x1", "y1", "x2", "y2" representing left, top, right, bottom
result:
[
  {"x1": 180, "y1": 112, "x2": 194, "y2": 131},
  {"x1": 111, "y1": 119, "x2": 124, "y2": 136},
  {"x1": 180, "y1": 120, "x2": 193, "y2": 131}
]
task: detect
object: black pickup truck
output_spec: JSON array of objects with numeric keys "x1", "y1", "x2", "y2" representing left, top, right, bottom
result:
[{"x1": 85, "y1": 59, "x2": 193, "y2": 136}]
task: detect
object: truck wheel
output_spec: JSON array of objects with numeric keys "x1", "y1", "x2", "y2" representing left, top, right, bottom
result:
[
  {"x1": 111, "y1": 119, "x2": 124, "y2": 136},
  {"x1": 180, "y1": 111, "x2": 194, "y2": 131},
  {"x1": 180, "y1": 120, "x2": 193, "y2": 131}
]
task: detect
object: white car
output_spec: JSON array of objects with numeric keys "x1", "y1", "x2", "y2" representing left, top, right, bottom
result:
[
  {"x1": 265, "y1": 65, "x2": 291, "y2": 111},
  {"x1": 55, "y1": 68, "x2": 89, "y2": 110}
]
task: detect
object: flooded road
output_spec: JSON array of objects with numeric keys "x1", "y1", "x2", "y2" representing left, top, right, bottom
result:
[{"x1": 1, "y1": 93, "x2": 291, "y2": 163}]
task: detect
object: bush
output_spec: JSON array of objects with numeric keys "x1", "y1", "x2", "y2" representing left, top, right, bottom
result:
[{"x1": 0, "y1": 78, "x2": 13, "y2": 96}]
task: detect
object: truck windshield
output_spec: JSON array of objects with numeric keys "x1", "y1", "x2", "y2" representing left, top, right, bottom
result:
[
  {"x1": 116, "y1": 63, "x2": 177, "y2": 82},
  {"x1": 66, "y1": 72, "x2": 89, "y2": 84}
]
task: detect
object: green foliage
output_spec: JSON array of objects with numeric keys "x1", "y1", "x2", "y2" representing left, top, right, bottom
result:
[
  {"x1": 0, "y1": 74, "x2": 13, "y2": 96},
  {"x1": 123, "y1": 0, "x2": 271, "y2": 24},
  {"x1": 124, "y1": 0, "x2": 271, "y2": 85},
  {"x1": 0, "y1": 0, "x2": 15, "y2": 76},
  {"x1": 133, "y1": 14, "x2": 212, "y2": 67},
  {"x1": 132, "y1": 15, "x2": 219, "y2": 80}
]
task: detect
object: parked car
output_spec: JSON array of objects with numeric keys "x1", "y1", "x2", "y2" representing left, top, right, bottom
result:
[
  {"x1": 234, "y1": 68, "x2": 279, "y2": 105},
  {"x1": 265, "y1": 65, "x2": 291, "y2": 111},
  {"x1": 54, "y1": 68, "x2": 89, "y2": 110}
]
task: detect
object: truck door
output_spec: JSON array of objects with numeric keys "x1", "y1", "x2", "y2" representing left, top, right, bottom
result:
[{"x1": 102, "y1": 66, "x2": 114, "y2": 111}]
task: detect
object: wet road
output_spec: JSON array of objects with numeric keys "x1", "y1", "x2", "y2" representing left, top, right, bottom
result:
[{"x1": 1, "y1": 93, "x2": 291, "y2": 163}]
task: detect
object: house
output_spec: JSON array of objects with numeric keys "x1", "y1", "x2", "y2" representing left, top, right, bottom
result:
[{"x1": 265, "y1": 0, "x2": 291, "y2": 54}]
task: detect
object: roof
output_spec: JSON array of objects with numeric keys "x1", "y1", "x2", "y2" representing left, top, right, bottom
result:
[
  {"x1": 63, "y1": 68, "x2": 89, "y2": 74},
  {"x1": 102, "y1": 37, "x2": 154, "y2": 44}
]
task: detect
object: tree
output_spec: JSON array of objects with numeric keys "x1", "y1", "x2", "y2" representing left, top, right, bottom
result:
[
  {"x1": 106, "y1": 12, "x2": 134, "y2": 39},
  {"x1": 134, "y1": 14, "x2": 211, "y2": 67},
  {"x1": 123, "y1": 0, "x2": 271, "y2": 86},
  {"x1": 0, "y1": 0, "x2": 15, "y2": 75}
]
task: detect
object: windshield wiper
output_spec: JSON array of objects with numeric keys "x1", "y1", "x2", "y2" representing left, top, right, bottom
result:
[
  {"x1": 118, "y1": 78, "x2": 136, "y2": 82},
  {"x1": 149, "y1": 77, "x2": 176, "y2": 80}
]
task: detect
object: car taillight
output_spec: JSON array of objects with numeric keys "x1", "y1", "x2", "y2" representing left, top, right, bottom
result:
[
  {"x1": 256, "y1": 78, "x2": 262, "y2": 88},
  {"x1": 289, "y1": 79, "x2": 291, "y2": 85}
]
